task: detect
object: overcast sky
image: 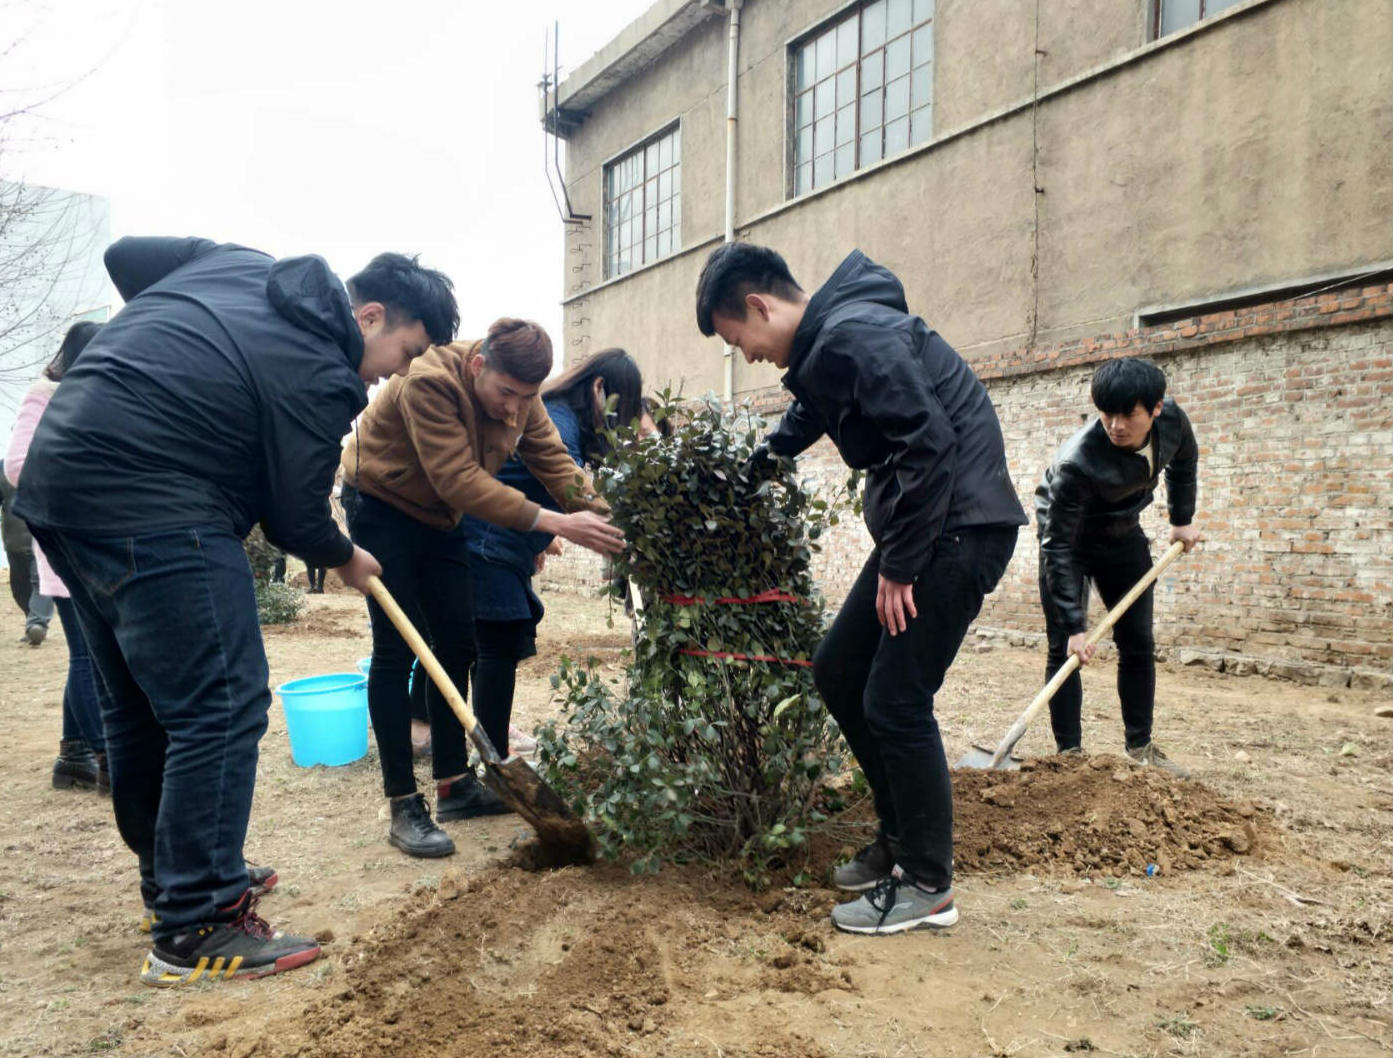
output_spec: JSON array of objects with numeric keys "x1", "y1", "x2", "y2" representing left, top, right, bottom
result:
[{"x1": 2, "y1": 0, "x2": 652, "y2": 414}]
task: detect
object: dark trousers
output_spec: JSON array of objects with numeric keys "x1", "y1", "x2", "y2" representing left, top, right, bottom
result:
[
  {"x1": 813, "y1": 527, "x2": 1018, "y2": 889},
  {"x1": 471, "y1": 618, "x2": 537, "y2": 756},
  {"x1": 7, "y1": 549, "x2": 53, "y2": 632},
  {"x1": 1039, "y1": 528, "x2": 1156, "y2": 751},
  {"x1": 53, "y1": 596, "x2": 106, "y2": 751},
  {"x1": 36, "y1": 526, "x2": 268, "y2": 940},
  {"x1": 345, "y1": 492, "x2": 473, "y2": 798}
]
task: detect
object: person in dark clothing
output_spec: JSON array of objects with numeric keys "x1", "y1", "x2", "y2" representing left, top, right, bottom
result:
[
  {"x1": 696, "y1": 243, "x2": 1026, "y2": 936},
  {"x1": 463, "y1": 348, "x2": 647, "y2": 759},
  {"x1": 15, "y1": 236, "x2": 458, "y2": 986},
  {"x1": 1035, "y1": 357, "x2": 1201, "y2": 777},
  {"x1": 0, "y1": 462, "x2": 54, "y2": 644}
]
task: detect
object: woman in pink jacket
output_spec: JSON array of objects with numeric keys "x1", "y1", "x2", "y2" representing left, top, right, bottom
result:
[{"x1": 5, "y1": 321, "x2": 108, "y2": 791}]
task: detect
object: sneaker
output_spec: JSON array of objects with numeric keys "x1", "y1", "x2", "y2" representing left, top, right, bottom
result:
[
  {"x1": 140, "y1": 891, "x2": 319, "y2": 986},
  {"x1": 141, "y1": 860, "x2": 280, "y2": 932},
  {"x1": 436, "y1": 775, "x2": 512, "y2": 821},
  {"x1": 388, "y1": 793, "x2": 455, "y2": 858},
  {"x1": 830, "y1": 836, "x2": 894, "y2": 893},
  {"x1": 1125, "y1": 741, "x2": 1191, "y2": 779},
  {"x1": 24, "y1": 624, "x2": 47, "y2": 646},
  {"x1": 831, "y1": 868, "x2": 959, "y2": 935},
  {"x1": 1057, "y1": 746, "x2": 1084, "y2": 758},
  {"x1": 508, "y1": 724, "x2": 538, "y2": 756},
  {"x1": 52, "y1": 740, "x2": 100, "y2": 790}
]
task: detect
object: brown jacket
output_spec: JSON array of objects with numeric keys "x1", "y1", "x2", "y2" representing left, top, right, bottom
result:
[{"x1": 341, "y1": 341, "x2": 602, "y2": 531}]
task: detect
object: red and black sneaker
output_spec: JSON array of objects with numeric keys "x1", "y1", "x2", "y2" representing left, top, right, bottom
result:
[
  {"x1": 140, "y1": 860, "x2": 277, "y2": 933},
  {"x1": 139, "y1": 891, "x2": 319, "y2": 987}
]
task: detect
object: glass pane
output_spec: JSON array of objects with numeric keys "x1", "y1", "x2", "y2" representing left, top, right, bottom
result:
[
  {"x1": 885, "y1": 115, "x2": 909, "y2": 155},
  {"x1": 646, "y1": 177, "x2": 658, "y2": 207},
  {"x1": 796, "y1": 44, "x2": 816, "y2": 91},
  {"x1": 861, "y1": 49, "x2": 883, "y2": 90},
  {"x1": 837, "y1": 17, "x2": 857, "y2": 68},
  {"x1": 913, "y1": 0, "x2": 934, "y2": 23},
  {"x1": 620, "y1": 195, "x2": 633, "y2": 221},
  {"x1": 656, "y1": 229, "x2": 671, "y2": 257},
  {"x1": 646, "y1": 142, "x2": 660, "y2": 172},
  {"x1": 815, "y1": 79, "x2": 834, "y2": 118},
  {"x1": 862, "y1": 0, "x2": 886, "y2": 52},
  {"x1": 659, "y1": 134, "x2": 672, "y2": 169},
  {"x1": 836, "y1": 102, "x2": 855, "y2": 146},
  {"x1": 1160, "y1": 0, "x2": 1200, "y2": 34},
  {"x1": 835, "y1": 142, "x2": 855, "y2": 178},
  {"x1": 815, "y1": 115, "x2": 835, "y2": 156},
  {"x1": 1207, "y1": 0, "x2": 1244, "y2": 11},
  {"x1": 658, "y1": 170, "x2": 671, "y2": 200},
  {"x1": 911, "y1": 104, "x2": 932, "y2": 145},
  {"x1": 619, "y1": 220, "x2": 631, "y2": 248},
  {"x1": 670, "y1": 194, "x2": 680, "y2": 236},
  {"x1": 885, "y1": 74, "x2": 910, "y2": 121},
  {"x1": 796, "y1": 124, "x2": 813, "y2": 165},
  {"x1": 887, "y1": 0, "x2": 911, "y2": 37},
  {"x1": 886, "y1": 35, "x2": 911, "y2": 80},
  {"x1": 796, "y1": 161, "x2": 813, "y2": 194},
  {"x1": 912, "y1": 63, "x2": 932, "y2": 108},
  {"x1": 644, "y1": 234, "x2": 657, "y2": 263},
  {"x1": 860, "y1": 88, "x2": 883, "y2": 131},
  {"x1": 645, "y1": 206, "x2": 657, "y2": 237},
  {"x1": 671, "y1": 125, "x2": 680, "y2": 160},
  {"x1": 814, "y1": 152, "x2": 833, "y2": 188},
  {"x1": 860, "y1": 129, "x2": 883, "y2": 165},
  {"x1": 658, "y1": 199, "x2": 670, "y2": 229},
  {"x1": 837, "y1": 67, "x2": 857, "y2": 108},
  {"x1": 912, "y1": 23, "x2": 932, "y2": 65},
  {"x1": 816, "y1": 29, "x2": 836, "y2": 78},
  {"x1": 795, "y1": 90, "x2": 812, "y2": 128},
  {"x1": 617, "y1": 249, "x2": 631, "y2": 275}
]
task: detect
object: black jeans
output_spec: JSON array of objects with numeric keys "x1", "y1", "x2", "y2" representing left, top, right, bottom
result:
[
  {"x1": 36, "y1": 526, "x2": 268, "y2": 940},
  {"x1": 813, "y1": 526, "x2": 1018, "y2": 889},
  {"x1": 53, "y1": 596, "x2": 106, "y2": 752},
  {"x1": 345, "y1": 492, "x2": 473, "y2": 798},
  {"x1": 1039, "y1": 528, "x2": 1156, "y2": 751},
  {"x1": 471, "y1": 618, "x2": 538, "y2": 756}
]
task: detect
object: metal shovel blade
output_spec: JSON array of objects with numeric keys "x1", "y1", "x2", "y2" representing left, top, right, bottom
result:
[
  {"x1": 955, "y1": 743, "x2": 1024, "y2": 771},
  {"x1": 481, "y1": 757, "x2": 595, "y2": 864}
]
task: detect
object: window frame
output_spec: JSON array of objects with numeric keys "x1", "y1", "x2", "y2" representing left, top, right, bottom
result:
[
  {"x1": 785, "y1": 0, "x2": 936, "y2": 200},
  {"x1": 601, "y1": 121, "x2": 682, "y2": 281},
  {"x1": 1150, "y1": 0, "x2": 1245, "y2": 39}
]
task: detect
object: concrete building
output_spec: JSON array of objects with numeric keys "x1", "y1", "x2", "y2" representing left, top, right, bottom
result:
[{"x1": 541, "y1": 0, "x2": 1392, "y2": 685}]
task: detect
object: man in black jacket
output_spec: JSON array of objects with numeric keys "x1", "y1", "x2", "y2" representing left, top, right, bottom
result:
[
  {"x1": 697, "y1": 244, "x2": 1026, "y2": 935},
  {"x1": 1035, "y1": 357, "x2": 1200, "y2": 776},
  {"x1": 1, "y1": 463, "x2": 53, "y2": 644},
  {"x1": 15, "y1": 236, "x2": 457, "y2": 985}
]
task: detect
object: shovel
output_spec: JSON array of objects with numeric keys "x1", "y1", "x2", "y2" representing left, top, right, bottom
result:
[
  {"x1": 366, "y1": 575, "x2": 595, "y2": 863},
  {"x1": 956, "y1": 540, "x2": 1186, "y2": 771}
]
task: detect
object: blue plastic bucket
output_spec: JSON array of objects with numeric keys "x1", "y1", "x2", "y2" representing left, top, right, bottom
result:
[
  {"x1": 276, "y1": 674, "x2": 369, "y2": 767},
  {"x1": 356, "y1": 657, "x2": 371, "y2": 676}
]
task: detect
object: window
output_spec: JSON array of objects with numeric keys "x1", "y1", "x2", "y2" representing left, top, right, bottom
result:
[
  {"x1": 604, "y1": 124, "x2": 681, "y2": 279},
  {"x1": 1153, "y1": 0, "x2": 1245, "y2": 37},
  {"x1": 791, "y1": 0, "x2": 934, "y2": 196}
]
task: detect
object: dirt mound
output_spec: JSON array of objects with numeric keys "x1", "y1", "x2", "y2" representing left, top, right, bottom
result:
[{"x1": 952, "y1": 754, "x2": 1277, "y2": 876}]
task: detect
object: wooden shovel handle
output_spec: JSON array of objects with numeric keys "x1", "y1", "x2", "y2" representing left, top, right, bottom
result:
[
  {"x1": 366, "y1": 575, "x2": 495, "y2": 758},
  {"x1": 991, "y1": 540, "x2": 1187, "y2": 766}
]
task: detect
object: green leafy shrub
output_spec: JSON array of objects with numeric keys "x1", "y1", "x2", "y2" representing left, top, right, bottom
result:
[
  {"x1": 536, "y1": 395, "x2": 853, "y2": 884},
  {"x1": 243, "y1": 525, "x2": 304, "y2": 625}
]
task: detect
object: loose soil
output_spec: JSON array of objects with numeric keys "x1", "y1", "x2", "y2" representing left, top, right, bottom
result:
[{"x1": 0, "y1": 574, "x2": 1387, "y2": 1057}]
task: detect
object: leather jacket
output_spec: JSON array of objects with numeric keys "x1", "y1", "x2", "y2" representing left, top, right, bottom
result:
[{"x1": 1034, "y1": 399, "x2": 1198, "y2": 632}]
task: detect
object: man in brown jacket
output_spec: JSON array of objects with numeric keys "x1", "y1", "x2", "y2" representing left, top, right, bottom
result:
[{"x1": 342, "y1": 317, "x2": 623, "y2": 857}]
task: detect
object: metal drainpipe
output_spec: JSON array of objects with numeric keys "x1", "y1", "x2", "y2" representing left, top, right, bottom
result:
[{"x1": 722, "y1": 0, "x2": 743, "y2": 404}]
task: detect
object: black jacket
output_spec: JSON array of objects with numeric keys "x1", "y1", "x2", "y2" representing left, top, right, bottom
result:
[
  {"x1": 1034, "y1": 399, "x2": 1198, "y2": 632},
  {"x1": 0, "y1": 463, "x2": 33, "y2": 555},
  {"x1": 767, "y1": 251, "x2": 1026, "y2": 582},
  {"x1": 14, "y1": 236, "x2": 367, "y2": 568}
]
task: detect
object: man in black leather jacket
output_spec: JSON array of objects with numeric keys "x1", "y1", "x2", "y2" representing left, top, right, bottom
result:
[
  {"x1": 697, "y1": 243, "x2": 1026, "y2": 936},
  {"x1": 1035, "y1": 357, "x2": 1201, "y2": 776}
]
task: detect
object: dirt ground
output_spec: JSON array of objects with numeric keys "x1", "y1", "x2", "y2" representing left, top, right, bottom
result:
[{"x1": 0, "y1": 575, "x2": 1388, "y2": 1058}]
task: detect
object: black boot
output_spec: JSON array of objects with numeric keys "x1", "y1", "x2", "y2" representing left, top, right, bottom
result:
[
  {"x1": 388, "y1": 793, "x2": 455, "y2": 858},
  {"x1": 436, "y1": 773, "x2": 511, "y2": 821},
  {"x1": 53, "y1": 740, "x2": 100, "y2": 790}
]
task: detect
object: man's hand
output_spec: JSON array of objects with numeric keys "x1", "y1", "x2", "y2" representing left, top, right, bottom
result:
[
  {"x1": 1067, "y1": 632, "x2": 1096, "y2": 666},
  {"x1": 537, "y1": 509, "x2": 625, "y2": 555},
  {"x1": 334, "y1": 544, "x2": 382, "y2": 594},
  {"x1": 876, "y1": 575, "x2": 918, "y2": 636},
  {"x1": 1170, "y1": 523, "x2": 1202, "y2": 553}
]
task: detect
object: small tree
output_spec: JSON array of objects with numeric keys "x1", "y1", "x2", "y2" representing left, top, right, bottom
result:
[
  {"x1": 536, "y1": 395, "x2": 853, "y2": 884},
  {"x1": 243, "y1": 525, "x2": 303, "y2": 625}
]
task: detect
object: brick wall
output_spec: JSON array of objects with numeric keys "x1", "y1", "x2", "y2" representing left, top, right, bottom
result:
[{"x1": 541, "y1": 285, "x2": 1393, "y2": 687}]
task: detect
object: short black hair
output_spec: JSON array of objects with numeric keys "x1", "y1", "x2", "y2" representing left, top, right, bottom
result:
[
  {"x1": 1091, "y1": 357, "x2": 1167, "y2": 415},
  {"x1": 347, "y1": 253, "x2": 458, "y2": 346},
  {"x1": 45, "y1": 320, "x2": 103, "y2": 381},
  {"x1": 695, "y1": 242, "x2": 804, "y2": 337}
]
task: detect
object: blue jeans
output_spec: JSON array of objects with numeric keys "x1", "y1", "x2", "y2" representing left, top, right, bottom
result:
[
  {"x1": 35, "y1": 526, "x2": 268, "y2": 940},
  {"x1": 53, "y1": 597, "x2": 105, "y2": 751}
]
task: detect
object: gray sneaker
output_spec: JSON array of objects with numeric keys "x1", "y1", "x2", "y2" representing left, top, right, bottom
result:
[
  {"x1": 830, "y1": 837, "x2": 893, "y2": 892},
  {"x1": 830, "y1": 869, "x2": 958, "y2": 934},
  {"x1": 1125, "y1": 741, "x2": 1190, "y2": 779}
]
